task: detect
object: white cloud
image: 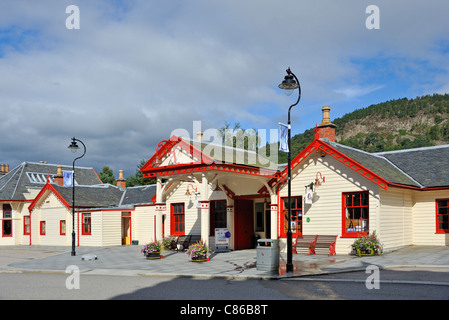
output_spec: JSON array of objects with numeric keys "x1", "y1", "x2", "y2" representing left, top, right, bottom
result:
[{"x1": 0, "y1": 0, "x2": 448, "y2": 176}]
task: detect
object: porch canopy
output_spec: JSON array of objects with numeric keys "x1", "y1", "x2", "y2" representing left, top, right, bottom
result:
[{"x1": 140, "y1": 135, "x2": 281, "y2": 249}]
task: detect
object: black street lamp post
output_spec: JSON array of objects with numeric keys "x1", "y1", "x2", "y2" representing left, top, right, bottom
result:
[
  {"x1": 278, "y1": 68, "x2": 301, "y2": 273},
  {"x1": 67, "y1": 137, "x2": 86, "y2": 256}
]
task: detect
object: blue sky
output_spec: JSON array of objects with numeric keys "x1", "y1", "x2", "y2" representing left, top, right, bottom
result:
[{"x1": 0, "y1": 1, "x2": 448, "y2": 178}]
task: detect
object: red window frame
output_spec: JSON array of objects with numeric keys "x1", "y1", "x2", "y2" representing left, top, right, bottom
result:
[
  {"x1": 82, "y1": 213, "x2": 91, "y2": 235},
  {"x1": 40, "y1": 221, "x2": 46, "y2": 236},
  {"x1": 436, "y1": 199, "x2": 449, "y2": 234},
  {"x1": 280, "y1": 196, "x2": 302, "y2": 237},
  {"x1": 342, "y1": 191, "x2": 369, "y2": 237},
  {"x1": 210, "y1": 200, "x2": 227, "y2": 236},
  {"x1": 171, "y1": 203, "x2": 185, "y2": 236},
  {"x1": 60, "y1": 220, "x2": 66, "y2": 235},
  {"x1": 23, "y1": 216, "x2": 31, "y2": 235},
  {"x1": 2, "y1": 204, "x2": 12, "y2": 237}
]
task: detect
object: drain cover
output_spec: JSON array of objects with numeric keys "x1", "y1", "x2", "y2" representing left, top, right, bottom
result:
[{"x1": 81, "y1": 254, "x2": 97, "y2": 261}]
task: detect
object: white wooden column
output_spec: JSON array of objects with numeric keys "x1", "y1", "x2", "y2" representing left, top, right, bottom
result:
[
  {"x1": 200, "y1": 173, "x2": 210, "y2": 247},
  {"x1": 154, "y1": 203, "x2": 165, "y2": 241},
  {"x1": 226, "y1": 198, "x2": 235, "y2": 250},
  {"x1": 200, "y1": 200, "x2": 210, "y2": 248},
  {"x1": 270, "y1": 194, "x2": 278, "y2": 240}
]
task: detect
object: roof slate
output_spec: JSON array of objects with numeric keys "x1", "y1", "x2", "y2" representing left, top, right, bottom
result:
[
  {"x1": 0, "y1": 162, "x2": 102, "y2": 200},
  {"x1": 326, "y1": 139, "x2": 449, "y2": 188},
  {"x1": 376, "y1": 145, "x2": 449, "y2": 188}
]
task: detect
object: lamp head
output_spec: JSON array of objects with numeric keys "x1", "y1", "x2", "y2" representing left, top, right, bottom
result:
[
  {"x1": 278, "y1": 72, "x2": 299, "y2": 96},
  {"x1": 68, "y1": 138, "x2": 80, "y2": 153}
]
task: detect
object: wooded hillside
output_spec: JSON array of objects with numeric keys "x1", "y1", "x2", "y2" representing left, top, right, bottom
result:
[{"x1": 279, "y1": 93, "x2": 449, "y2": 163}]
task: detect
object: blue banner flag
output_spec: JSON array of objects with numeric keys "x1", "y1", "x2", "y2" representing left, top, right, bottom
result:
[
  {"x1": 279, "y1": 125, "x2": 289, "y2": 152},
  {"x1": 63, "y1": 170, "x2": 73, "y2": 187}
]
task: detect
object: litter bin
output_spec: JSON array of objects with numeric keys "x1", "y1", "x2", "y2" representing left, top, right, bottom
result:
[{"x1": 256, "y1": 239, "x2": 279, "y2": 272}]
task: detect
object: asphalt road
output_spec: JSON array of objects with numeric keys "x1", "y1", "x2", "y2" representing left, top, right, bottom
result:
[{"x1": 1, "y1": 267, "x2": 448, "y2": 301}]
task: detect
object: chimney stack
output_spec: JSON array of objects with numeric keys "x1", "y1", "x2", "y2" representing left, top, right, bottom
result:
[
  {"x1": 117, "y1": 170, "x2": 126, "y2": 189},
  {"x1": 54, "y1": 165, "x2": 64, "y2": 186},
  {"x1": 0, "y1": 164, "x2": 9, "y2": 177},
  {"x1": 316, "y1": 106, "x2": 336, "y2": 142}
]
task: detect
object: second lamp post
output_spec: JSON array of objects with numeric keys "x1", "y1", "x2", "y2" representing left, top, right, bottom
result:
[
  {"x1": 67, "y1": 137, "x2": 86, "y2": 256},
  {"x1": 278, "y1": 68, "x2": 301, "y2": 273}
]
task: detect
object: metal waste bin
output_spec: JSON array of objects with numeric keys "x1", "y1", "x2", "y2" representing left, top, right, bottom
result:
[{"x1": 256, "y1": 239, "x2": 279, "y2": 271}]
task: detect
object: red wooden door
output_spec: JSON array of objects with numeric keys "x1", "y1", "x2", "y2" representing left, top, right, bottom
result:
[{"x1": 235, "y1": 199, "x2": 254, "y2": 249}]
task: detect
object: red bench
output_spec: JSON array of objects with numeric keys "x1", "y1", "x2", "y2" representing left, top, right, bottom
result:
[
  {"x1": 311, "y1": 235, "x2": 338, "y2": 256},
  {"x1": 293, "y1": 235, "x2": 317, "y2": 255}
]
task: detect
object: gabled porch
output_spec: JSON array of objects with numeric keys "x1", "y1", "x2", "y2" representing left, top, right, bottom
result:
[{"x1": 140, "y1": 136, "x2": 281, "y2": 250}]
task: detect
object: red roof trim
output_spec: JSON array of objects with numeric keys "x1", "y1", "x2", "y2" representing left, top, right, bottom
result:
[
  {"x1": 28, "y1": 182, "x2": 71, "y2": 213},
  {"x1": 275, "y1": 139, "x2": 389, "y2": 190},
  {"x1": 140, "y1": 136, "x2": 215, "y2": 172},
  {"x1": 142, "y1": 162, "x2": 278, "y2": 178},
  {"x1": 316, "y1": 140, "x2": 389, "y2": 190}
]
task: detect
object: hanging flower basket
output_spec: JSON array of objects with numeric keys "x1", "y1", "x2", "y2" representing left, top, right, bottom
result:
[
  {"x1": 141, "y1": 240, "x2": 163, "y2": 259},
  {"x1": 186, "y1": 240, "x2": 212, "y2": 262},
  {"x1": 351, "y1": 231, "x2": 383, "y2": 257}
]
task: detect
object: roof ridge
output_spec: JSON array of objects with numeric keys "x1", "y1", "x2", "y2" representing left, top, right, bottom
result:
[
  {"x1": 374, "y1": 143, "x2": 449, "y2": 155},
  {"x1": 25, "y1": 161, "x2": 94, "y2": 169},
  {"x1": 11, "y1": 162, "x2": 27, "y2": 198},
  {"x1": 327, "y1": 140, "x2": 386, "y2": 159},
  {"x1": 375, "y1": 153, "x2": 424, "y2": 188},
  {"x1": 0, "y1": 162, "x2": 24, "y2": 193}
]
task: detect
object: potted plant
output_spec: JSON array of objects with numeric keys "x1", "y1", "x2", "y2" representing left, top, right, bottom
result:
[
  {"x1": 162, "y1": 235, "x2": 177, "y2": 251},
  {"x1": 351, "y1": 231, "x2": 383, "y2": 257},
  {"x1": 141, "y1": 240, "x2": 163, "y2": 259},
  {"x1": 185, "y1": 240, "x2": 212, "y2": 262}
]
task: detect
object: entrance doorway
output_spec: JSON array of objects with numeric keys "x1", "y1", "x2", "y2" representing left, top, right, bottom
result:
[
  {"x1": 121, "y1": 212, "x2": 131, "y2": 245},
  {"x1": 234, "y1": 199, "x2": 254, "y2": 249}
]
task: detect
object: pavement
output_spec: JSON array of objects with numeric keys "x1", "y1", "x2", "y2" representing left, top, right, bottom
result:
[{"x1": 0, "y1": 244, "x2": 449, "y2": 280}]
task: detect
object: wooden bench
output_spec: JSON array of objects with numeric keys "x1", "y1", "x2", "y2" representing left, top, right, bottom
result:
[
  {"x1": 293, "y1": 235, "x2": 317, "y2": 255},
  {"x1": 310, "y1": 235, "x2": 338, "y2": 256},
  {"x1": 179, "y1": 234, "x2": 201, "y2": 251},
  {"x1": 175, "y1": 235, "x2": 189, "y2": 251}
]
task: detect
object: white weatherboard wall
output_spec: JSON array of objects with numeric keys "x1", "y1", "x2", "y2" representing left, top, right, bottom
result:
[
  {"x1": 413, "y1": 190, "x2": 449, "y2": 246},
  {"x1": 101, "y1": 211, "x2": 121, "y2": 246},
  {"x1": 378, "y1": 187, "x2": 413, "y2": 250},
  {"x1": 133, "y1": 206, "x2": 155, "y2": 245},
  {"x1": 34, "y1": 193, "x2": 71, "y2": 246},
  {"x1": 278, "y1": 151, "x2": 380, "y2": 254}
]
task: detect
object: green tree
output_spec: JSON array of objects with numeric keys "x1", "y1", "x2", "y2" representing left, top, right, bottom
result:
[
  {"x1": 126, "y1": 159, "x2": 156, "y2": 187},
  {"x1": 99, "y1": 166, "x2": 116, "y2": 185}
]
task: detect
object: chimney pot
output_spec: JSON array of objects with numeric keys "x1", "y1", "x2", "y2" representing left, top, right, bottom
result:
[
  {"x1": 54, "y1": 165, "x2": 64, "y2": 186},
  {"x1": 117, "y1": 170, "x2": 126, "y2": 189},
  {"x1": 316, "y1": 106, "x2": 336, "y2": 142},
  {"x1": 197, "y1": 131, "x2": 203, "y2": 142}
]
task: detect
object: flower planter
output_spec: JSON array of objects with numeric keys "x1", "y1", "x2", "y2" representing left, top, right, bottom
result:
[
  {"x1": 146, "y1": 252, "x2": 162, "y2": 259},
  {"x1": 141, "y1": 240, "x2": 163, "y2": 259},
  {"x1": 186, "y1": 240, "x2": 212, "y2": 262},
  {"x1": 356, "y1": 248, "x2": 375, "y2": 257},
  {"x1": 191, "y1": 256, "x2": 208, "y2": 262},
  {"x1": 351, "y1": 231, "x2": 383, "y2": 258}
]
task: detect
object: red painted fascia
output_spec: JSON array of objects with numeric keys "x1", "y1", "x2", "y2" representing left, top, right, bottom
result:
[
  {"x1": 140, "y1": 136, "x2": 215, "y2": 173},
  {"x1": 28, "y1": 182, "x2": 71, "y2": 213},
  {"x1": 275, "y1": 139, "x2": 390, "y2": 191},
  {"x1": 142, "y1": 162, "x2": 278, "y2": 179}
]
